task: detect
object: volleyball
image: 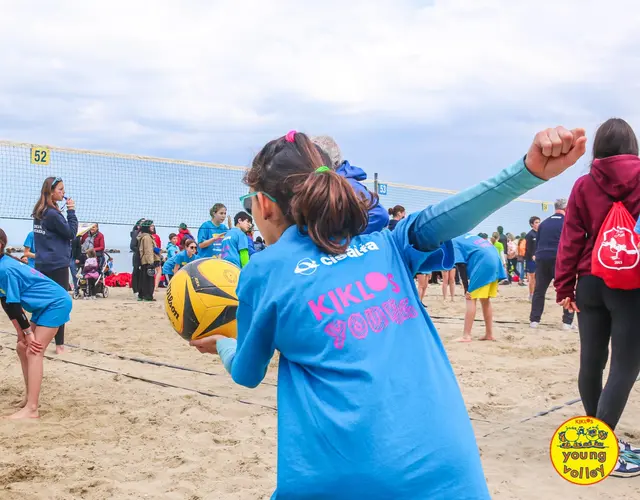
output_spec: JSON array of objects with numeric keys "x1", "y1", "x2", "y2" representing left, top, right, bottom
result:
[{"x1": 165, "y1": 258, "x2": 240, "y2": 341}]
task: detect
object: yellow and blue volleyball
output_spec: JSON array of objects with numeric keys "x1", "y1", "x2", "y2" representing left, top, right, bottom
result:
[{"x1": 165, "y1": 258, "x2": 239, "y2": 341}]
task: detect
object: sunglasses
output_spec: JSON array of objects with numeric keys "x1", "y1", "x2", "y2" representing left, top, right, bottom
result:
[
  {"x1": 239, "y1": 192, "x2": 276, "y2": 215},
  {"x1": 52, "y1": 177, "x2": 63, "y2": 187},
  {"x1": 187, "y1": 245, "x2": 197, "y2": 250}
]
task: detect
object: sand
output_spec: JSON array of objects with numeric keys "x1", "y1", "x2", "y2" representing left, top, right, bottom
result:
[{"x1": 1, "y1": 283, "x2": 639, "y2": 499}]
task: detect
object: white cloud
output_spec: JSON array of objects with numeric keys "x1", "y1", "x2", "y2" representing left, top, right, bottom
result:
[{"x1": 1, "y1": 0, "x2": 639, "y2": 152}]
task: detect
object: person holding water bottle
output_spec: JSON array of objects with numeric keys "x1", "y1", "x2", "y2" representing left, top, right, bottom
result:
[{"x1": 32, "y1": 177, "x2": 78, "y2": 354}]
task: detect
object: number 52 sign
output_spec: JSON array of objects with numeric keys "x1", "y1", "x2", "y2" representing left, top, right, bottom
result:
[{"x1": 30, "y1": 147, "x2": 50, "y2": 165}]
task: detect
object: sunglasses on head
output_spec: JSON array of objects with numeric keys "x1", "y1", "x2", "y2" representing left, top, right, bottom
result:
[
  {"x1": 52, "y1": 177, "x2": 63, "y2": 187},
  {"x1": 239, "y1": 192, "x2": 276, "y2": 215}
]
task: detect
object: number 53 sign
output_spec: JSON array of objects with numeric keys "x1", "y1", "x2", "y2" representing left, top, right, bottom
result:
[{"x1": 30, "y1": 147, "x2": 50, "y2": 165}]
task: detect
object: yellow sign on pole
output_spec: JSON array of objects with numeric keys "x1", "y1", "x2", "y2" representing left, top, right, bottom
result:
[
  {"x1": 30, "y1": 147, "x2": 50, "y2": 165},
  {"x1": 542, "y1": 202, "x2": 549, "y2": 212}
]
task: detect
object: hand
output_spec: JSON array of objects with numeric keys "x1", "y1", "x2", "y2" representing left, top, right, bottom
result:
[
  {"x1": 25, "y1": 333, "x2": 43, "y2": 355},
  {"x1": 465, "y1": 292, "x2": 472, "y2": 300},
  {"x1": 66, "y1": 198, "x2": 76, "y2": 211},
  {"x1": 558, "y1": 297, "x2": 580, "y2": 313},
  {"x1": 525, "y1": 127, "x2": 587, "y2": 180},
  {"x1": 190, "y1": 335, "x2": 227, "y2": 354}
]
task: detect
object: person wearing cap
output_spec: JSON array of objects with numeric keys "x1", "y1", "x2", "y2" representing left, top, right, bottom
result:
[
  {"x1": 137, "y1": 219, "x2": 157, "y2": 301},
  {"x1": 312, "y1": 136, "x2": 389, "y2": 234},
  {"x1": 177, "y1": 223, "x2": 195, "y2": 250}
]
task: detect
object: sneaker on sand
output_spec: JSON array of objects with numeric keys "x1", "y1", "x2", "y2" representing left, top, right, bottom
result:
[
  {"x1": 611, "y1": 456, "x2": 640, "y2": 478},
  {"x1": 562, "y1": 323, "x2": 577, "y2": 331},
  {"x1": 530, "y1": 322, "x2": 539, "y2": 329},
  {"x1": 619, "y1": 439, "x2": 640, "y2": 455}
]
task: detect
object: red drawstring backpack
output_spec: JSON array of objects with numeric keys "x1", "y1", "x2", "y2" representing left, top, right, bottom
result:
[{"x1": 591, "y1": 179, "x2": 640, "y2": 289}]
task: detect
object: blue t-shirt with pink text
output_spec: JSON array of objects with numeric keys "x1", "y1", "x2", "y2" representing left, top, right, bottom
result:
[
  {"x1": 453, "y1": 234, "x2": 507, "y2": 292},
  {"x1": 0, "y1": 255, "x2": 72, "y2": 328},
  {"x1": 222, "y1": 217, "x2": 489, "y2": 499}
]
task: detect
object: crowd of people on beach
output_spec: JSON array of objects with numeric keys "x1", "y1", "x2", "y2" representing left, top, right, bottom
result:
[{"x1": 2, "y1": 121, "x2": 640, "y2": 493}]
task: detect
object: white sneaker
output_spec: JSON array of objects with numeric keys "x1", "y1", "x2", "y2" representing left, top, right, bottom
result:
[
  {"x1": 611, "y1": 456, "x2": 640, "y2": 478},
  {"x1": 563, "y1": 323, "x2": 577, "y2": 331},
  {"x1": 530, "y1": 322, "x2": 539, "y2": 329}
]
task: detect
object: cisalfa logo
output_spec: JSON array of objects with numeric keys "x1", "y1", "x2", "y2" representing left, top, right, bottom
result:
[
  {"x1": 294, "y1": 242, "x2": 381, "y2": 276},
  {"x1": 294, "y1": 258, "x2": 320, "y2": 276}
]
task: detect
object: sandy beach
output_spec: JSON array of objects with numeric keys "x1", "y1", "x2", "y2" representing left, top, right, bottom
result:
[{"x1": 1, "y1": 283, "x2": 638, "y2": 499}]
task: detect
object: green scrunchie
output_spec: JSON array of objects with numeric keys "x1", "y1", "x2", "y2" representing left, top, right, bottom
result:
[{"x1": 315, "y1": 166, "x2": 331, "y2": 174}]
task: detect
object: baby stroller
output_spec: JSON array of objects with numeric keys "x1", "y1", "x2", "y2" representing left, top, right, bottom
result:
[{"x1": 73, "y1": 252, "x2": 111, "y2": 300}]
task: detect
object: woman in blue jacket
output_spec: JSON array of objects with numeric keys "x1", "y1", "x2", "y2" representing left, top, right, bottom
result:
[
  {"x1": 190, "y1": 127, "x2": 586, "y2": 499},
  {"x1": 32, "y1": 177, "x2": 78, "y2": 354}
]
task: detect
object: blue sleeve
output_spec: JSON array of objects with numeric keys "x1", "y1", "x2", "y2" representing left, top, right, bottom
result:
[
  {"x1": 364, "y1": 199, "x2": 390, "y2": 234},
  {"x1": 23, "y1": 233, "x2": 33, "y2": 248},
  {"x1": 224, "y1": 270, "x2": 276, "y2": 388},
  {"x1": 636, "y1": 217, "x2": 640, "y2": 235},
  {"x1": 3, "y1": 269, "x2": 22, "y2": 304},
  {"x1": 403, "y1": 158, "x2": 544, "y2": 252},
  {"x1": 44, "y1": 209, "x2": 77, "y2": 241},
  {"x1": 247, "y1": 238, "x2": 256, "y2": 256},
  {"x1": 197, "y1": 223, "x2": 209, "y2": 244}
]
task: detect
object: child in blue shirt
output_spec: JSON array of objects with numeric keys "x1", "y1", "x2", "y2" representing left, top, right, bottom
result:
[
  {"x1": 190, "y1": 128, "x2": 586, "y2": 499},
  {"x1": 220, "y1": 211, "x2": 252, "y2": 269},
  {"x1": 453, "y1": 234, "x2": 508, "y2": 342},
  {"x1": 197, "y1": 203, "x2": 228, "y2": 258},
  {"x1": 0, "y1": 228, "x2": 73, "y2": 420},
  {"x1": 166, "y1": 233, "x2": 179, "y2": 260},
  {"x1": 162, "y1": 238, "x2": 198, "y2": 281}
]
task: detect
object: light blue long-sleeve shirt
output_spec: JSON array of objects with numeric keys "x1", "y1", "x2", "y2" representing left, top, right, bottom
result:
[{"x1": 215, "y1": 157, "x2": 543, "y2": 499}]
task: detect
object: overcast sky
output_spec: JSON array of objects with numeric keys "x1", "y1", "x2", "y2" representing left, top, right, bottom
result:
[{"x1": 1, "y1": 0, "x2": 639, "y2": 200}]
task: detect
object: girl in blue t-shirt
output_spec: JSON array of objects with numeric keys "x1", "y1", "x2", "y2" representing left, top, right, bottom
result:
[
  {"x1": 0, "y1": 228, "x2": 73, "y2": 419},
  {"x1": 162, "y1": 238, "x2": 198, "y2": 281},
  {"x1": 197, "y1": 203, "x2": 228, "y2": 259},
  {"x1": 453, "y1": 234, "x2": 507, "y2": 342},
  {"x1": 189, "y1": 128, "x2": 586, "y2": 499}
]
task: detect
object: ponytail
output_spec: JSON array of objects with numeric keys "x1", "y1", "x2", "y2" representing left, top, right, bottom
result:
[
  {"x1": 245, "y1": 131, "x2": 371, "y2": 255},
  {"x1": 290, "y1": 171, "x2": 368, "y2": 254}
]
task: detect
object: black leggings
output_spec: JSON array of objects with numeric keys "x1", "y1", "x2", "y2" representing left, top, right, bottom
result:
[
  {"x1": 37, "y1": 266, "x2": 70, "y2": 346},
  {"x1": 456, "y1": 263, "x2": 469, "y2": 293},
  {"x1": 576, "y1": 275, "x2": 640, "y2": 430},
  {"x1": 1, "y1": 297, "x2": 30, "y2": 330}
]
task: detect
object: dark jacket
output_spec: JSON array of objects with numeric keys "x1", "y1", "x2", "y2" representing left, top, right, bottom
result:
[
  {"x1": 498, "y1": 233, "x2": 508, "y2": 254},
  {"x1": 72, "y1": 236, "x2": 83, "y2": 262},
  {"x1": 33, "y1": 207, "x2": 78, "y2": 273},
  {"x1": 524, "y1": 230, "x2": 537, "y2": 261},
  {"x1": 535, "y1": 213, "x2": 565, "y2": 261},
  {"x1": 336, "y1": 161, "x2": 389, "y2": 233},
  {"x1": 555, "y1": 155, "x2": 640, "y2": 302}
]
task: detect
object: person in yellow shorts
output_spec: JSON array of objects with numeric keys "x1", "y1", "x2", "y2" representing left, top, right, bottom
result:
[{"x1": 452, "y1": 234, "x2": 507, "y2": 342}]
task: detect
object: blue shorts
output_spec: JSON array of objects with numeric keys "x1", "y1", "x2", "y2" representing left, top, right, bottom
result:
[
  {"x1": 525, "y1": 260, "x2": 536, "y2": 274},
  {"x1": 31, "y1": 295, "x2": 72, "y2": 328}
]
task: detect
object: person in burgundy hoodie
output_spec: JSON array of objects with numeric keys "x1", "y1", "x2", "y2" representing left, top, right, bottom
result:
[{"x1": 555, "y1": 118, "x2": 640, "y2": 476}]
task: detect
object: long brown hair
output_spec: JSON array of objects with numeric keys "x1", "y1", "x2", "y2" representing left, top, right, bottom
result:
[
  {"x1": 32, "y1": 177, "x2": 61, "y2": 220},
  {"x1": 244, "y1": 131, "x2": 372, "y2": 255}
]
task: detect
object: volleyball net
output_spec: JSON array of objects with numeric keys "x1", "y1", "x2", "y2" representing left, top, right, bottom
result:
[{"x1": 0, "y1": 140, "x2": 551, "y2": 234}]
